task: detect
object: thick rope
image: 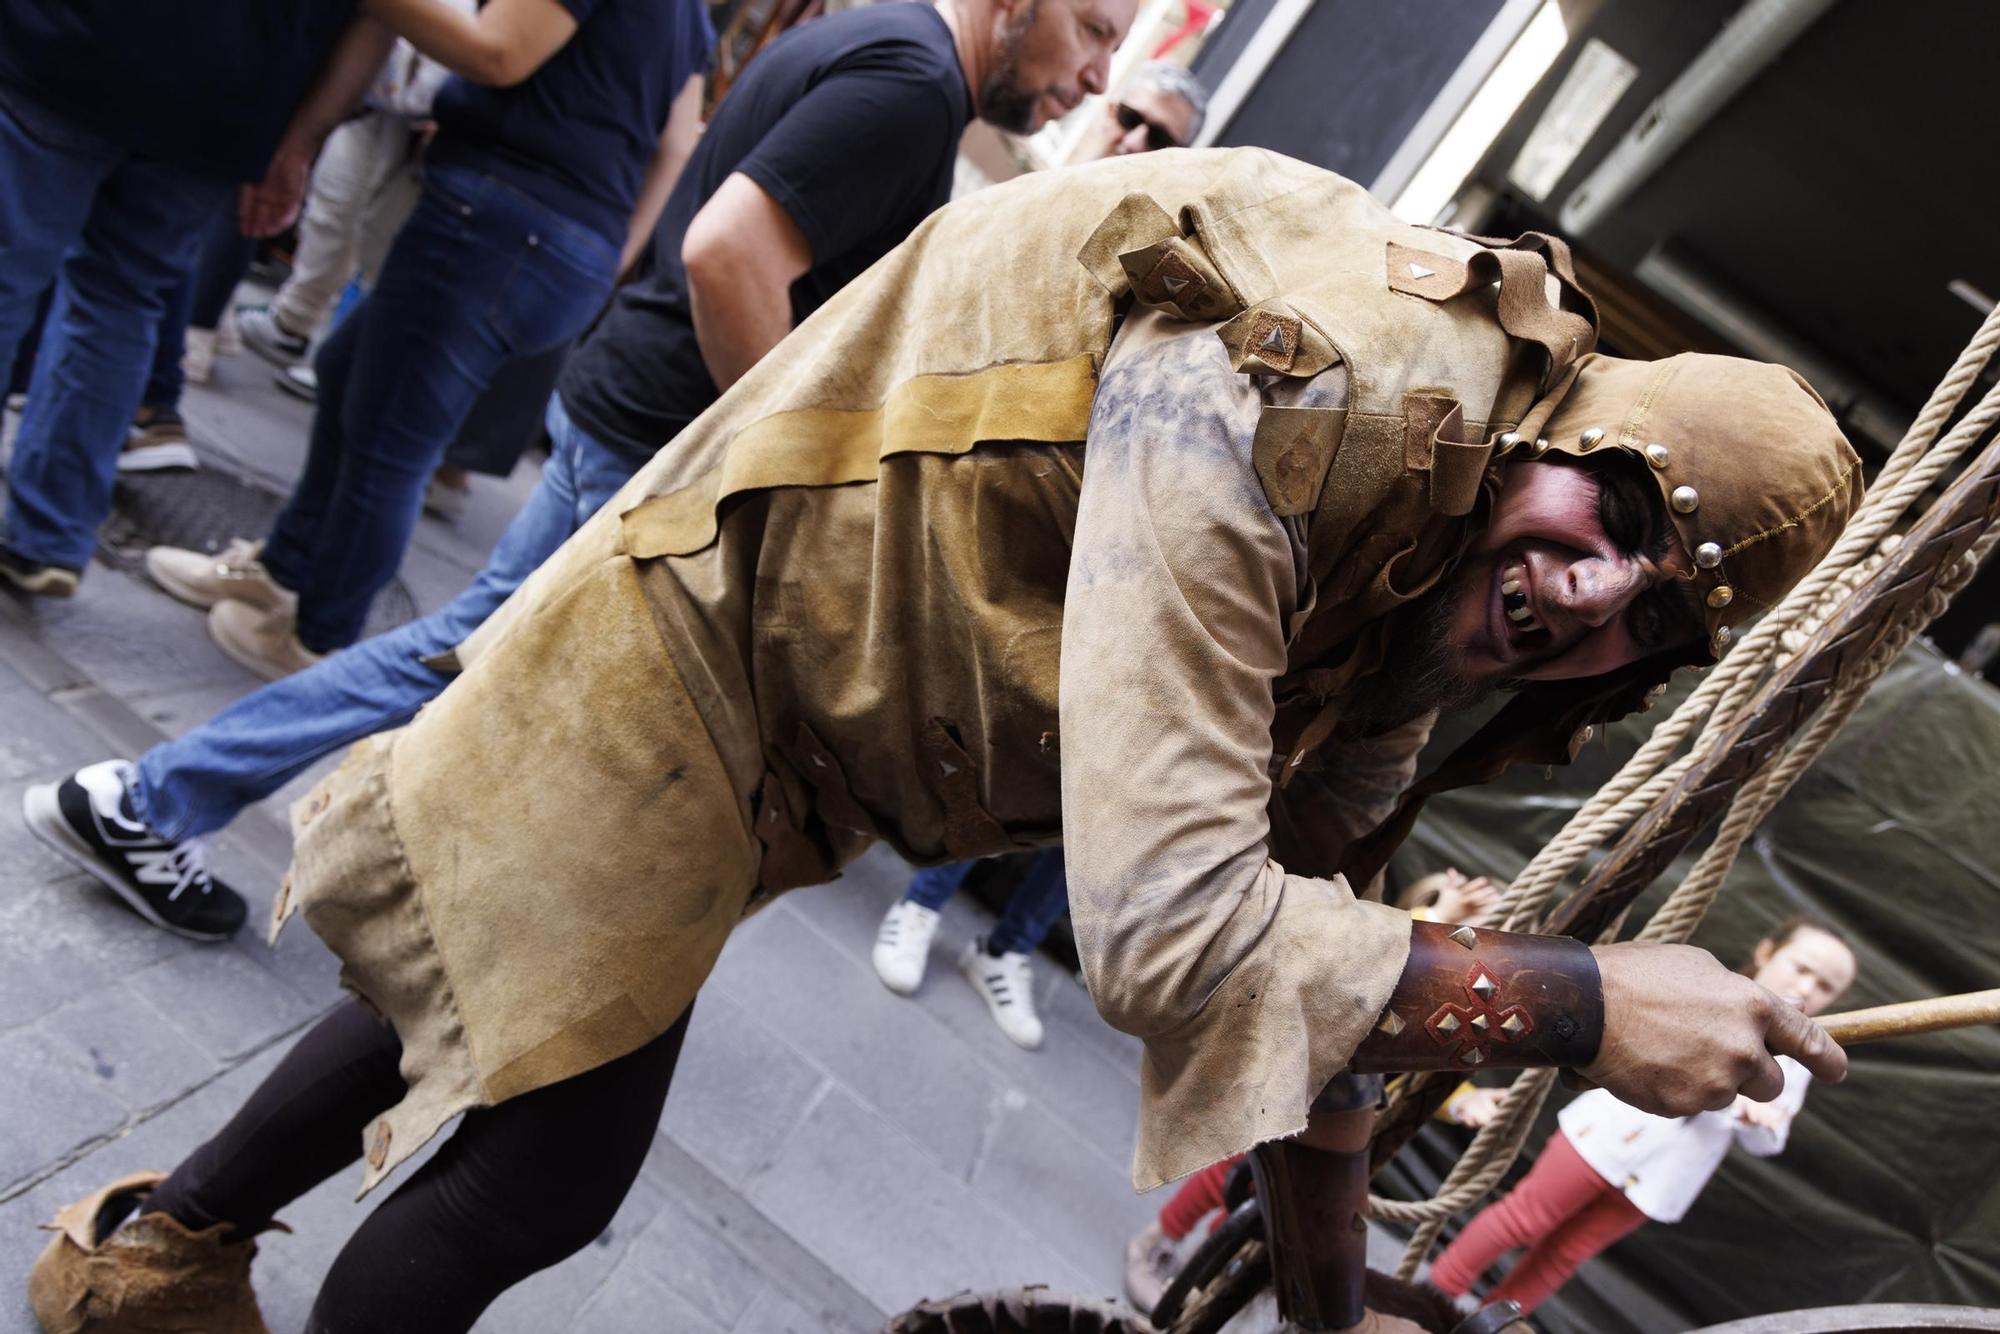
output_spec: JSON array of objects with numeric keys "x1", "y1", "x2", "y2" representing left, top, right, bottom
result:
[{"x1": 1377, "y1": 302, "x2": 2000, "y2": 1274}]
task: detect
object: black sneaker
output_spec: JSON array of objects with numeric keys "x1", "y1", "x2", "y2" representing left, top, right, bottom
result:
[
  {"x1": 0, "y1": 544, "x2": 80, "y2": 597},
  {"x1": 22, "y1": 761, "x2": 246, "y2": 940}
]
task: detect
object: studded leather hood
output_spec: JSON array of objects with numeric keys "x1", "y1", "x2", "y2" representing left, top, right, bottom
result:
[{"x1": 1525, "y1": 352, "x2": 1864, "y2": 658}]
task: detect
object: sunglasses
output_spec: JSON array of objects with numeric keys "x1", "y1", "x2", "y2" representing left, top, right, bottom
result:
[{"x1": 1114, "y1": 101, "x2": 1181, "y2": 151}]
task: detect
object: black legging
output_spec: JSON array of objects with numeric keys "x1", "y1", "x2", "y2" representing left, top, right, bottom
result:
[{"x1": 146, "y1": 999, "x2": 690, "y2": 1333}]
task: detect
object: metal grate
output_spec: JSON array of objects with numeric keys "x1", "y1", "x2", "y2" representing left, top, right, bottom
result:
[
  {"x1": 0, "y1": 453, "x2": 417, "y2": 635},
  {"x1": 99, "y1": 469, "x2": 419, "y2": 635}
]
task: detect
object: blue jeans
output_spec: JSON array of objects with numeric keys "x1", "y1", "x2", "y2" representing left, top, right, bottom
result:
[
  {"x1": 0, "y1": 87, "x2": 234, "y2": 569},
  {"x1": 131, "y1": 394, "x2": 644, "y2": 841},
  {"x1": 905, "y1": 850, "x2": 1070, "y2": 956},
  {"x1": 259, "y1": 163, "x2": 616, "y2": 652},
  {"x1": 150, "y1": 213, "x2": 256, "y2": 409},
  {"x1": 8, "y1": 206, "x2": 245, "y2": 412}
]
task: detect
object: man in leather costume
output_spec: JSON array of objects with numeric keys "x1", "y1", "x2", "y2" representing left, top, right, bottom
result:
[{"x1": 28, "y1": 148, "x2": 1859, "y2": 1334}]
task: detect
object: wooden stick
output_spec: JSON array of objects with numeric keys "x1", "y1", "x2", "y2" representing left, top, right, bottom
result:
[{"x1": 1817, "y1": 988, "x2": 2000, "y2": 1045}]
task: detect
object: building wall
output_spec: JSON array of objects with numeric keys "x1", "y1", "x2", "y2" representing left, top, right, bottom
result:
[{"x1": 1201, "y1": 0, "x2": 1504, "y2": 185}]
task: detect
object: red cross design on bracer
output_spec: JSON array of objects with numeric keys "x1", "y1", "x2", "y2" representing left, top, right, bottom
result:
[{"x1": 1423, "y1": 963, "x2": 1535, "y2": 1066}]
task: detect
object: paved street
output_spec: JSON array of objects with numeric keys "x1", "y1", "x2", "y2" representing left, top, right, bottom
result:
[{"x1": 0, "y1": 330, "x2": 1161, "y2": 1331}]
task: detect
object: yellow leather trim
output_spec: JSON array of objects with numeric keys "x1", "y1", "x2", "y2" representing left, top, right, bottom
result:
[{"x1": 620, "y1": 354, "x2": 1100, "y2": 560}]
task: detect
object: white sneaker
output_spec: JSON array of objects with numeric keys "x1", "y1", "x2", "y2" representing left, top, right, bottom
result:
[
  {"x1": 872, "y1": 899, "x2": 940, "y2": 995},
  {"x1": 207, "y1": 599, "x2": 324, "y2": 682},
  {"x1": 121, "y1": 412, "x2": 197, "y2": 473},
  {"x1": 958, "y1": 937, "x2": 1044, "y2": 1049},
  {"x1": 235, "y1": 303, "x2": 310, "y2": 367},
  {"x1": 275, "y1": 365, "x2": 317, "y2": 402},
  {"x1": 214, "y1": 313, "x2": 243, "y2": 358},
  {"x1": 180, "y1": 327, "x2": 216, "y2": 386},
  {"x1": 144, "y1": 537, "x2": 294, "y2": 614},
  {"x1": 422, "y1": 473, "x2": 470, "y2": 522}
]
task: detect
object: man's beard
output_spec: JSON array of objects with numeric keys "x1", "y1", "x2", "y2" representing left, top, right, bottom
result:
[
  {"x1": 978, "y1": 1, "x2": 1042, "y2": 134},
  {"x1": 1337, "y1": 577, "x2": 1503, "y2": 738}
]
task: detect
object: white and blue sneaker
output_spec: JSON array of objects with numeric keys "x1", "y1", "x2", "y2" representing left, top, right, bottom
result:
[
  {"x1": 22, "y1": 761, "x2": 245, "y2": 940},
  {"x1": 959, "y1": 936, "x2": 1045, "y2": 1050},
  {"x1": 872, "y1": 899, "x2": 941, "y2": 995}
]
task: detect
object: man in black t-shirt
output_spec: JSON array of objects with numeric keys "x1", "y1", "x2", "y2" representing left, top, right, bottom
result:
[{"x1": 562, "y1": 0, "x2": 1138, "y2": 453}]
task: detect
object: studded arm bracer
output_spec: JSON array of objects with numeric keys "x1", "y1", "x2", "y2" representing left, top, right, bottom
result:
[{"x1": 1349, "y1": 920, "x2": 1603, "y2": 1073}]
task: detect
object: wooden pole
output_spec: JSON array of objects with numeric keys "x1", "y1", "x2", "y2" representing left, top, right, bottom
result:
[{"x1": 1817, "y1": 988, "x2": 2000, "y2": 1045}]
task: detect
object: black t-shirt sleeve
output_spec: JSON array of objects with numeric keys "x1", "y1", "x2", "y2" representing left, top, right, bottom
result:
[{"x1": 732, "y1": 66, "x2": 961, "y2": 266}]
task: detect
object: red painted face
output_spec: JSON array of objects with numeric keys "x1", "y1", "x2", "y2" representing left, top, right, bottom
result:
[{"x1": 1444, "y1": 456, "x2": 1701, "y2": 685}]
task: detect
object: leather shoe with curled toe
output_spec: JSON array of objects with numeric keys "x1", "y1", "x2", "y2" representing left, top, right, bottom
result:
[{"x1": 29, "y1": 1171, "x2": 273, "y2": 1333}]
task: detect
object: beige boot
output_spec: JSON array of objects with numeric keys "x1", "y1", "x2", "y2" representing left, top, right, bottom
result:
[{"x1": 28, "y1": 1172, "x2": 271, "y2": 1334}]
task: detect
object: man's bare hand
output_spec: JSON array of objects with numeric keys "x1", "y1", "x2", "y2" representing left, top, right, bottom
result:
[
  {"x1": 239, "y1": 138, "x2": 314, "y2": 238},
  {"x1": 1583, "y1": 940, "x2": 1846, "y2": 1114}
]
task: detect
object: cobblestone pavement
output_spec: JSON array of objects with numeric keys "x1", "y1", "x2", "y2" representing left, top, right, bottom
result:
[{"x1": 0, "y1": 334, "x2": 1162, "y2": 1331}]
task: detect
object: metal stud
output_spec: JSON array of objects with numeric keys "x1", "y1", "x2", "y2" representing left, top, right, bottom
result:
[
  {"x1": 1259, "y1": 323, "x2": 1289, "y2": 355},
  {"x1": 1572, "y1": 724, "x2": 1594, "y2": 749},
  {"x1": 1469, "y1": 969, "x2": 1497, "y2": 1001},
  {"x1": 1470, "y1": 1013, "x2": 1490, "y2": 1034},
  {"x1": 1577, "y1": 427, "x2": 1605, "y2": 451},
  {"x1": 1500, "y1": 1013, "x2": 1528, "y2": 1037},
  {"x1": 1435, "y1": 1012, "x2": 1462, "y2": 1035},
  {"x1": 1462, "y1": 1048, "x2": 1486, "y2": 1066},
  {"x1": 1449, "y1": 926, "x2": 1478, "y2": 950},
  {"x1": 1350, "y1": 1214, "x2": 1369, "y2": 1234},
  {"x1": 1644, "y1": 443, "x2": 1670, "y2": 469},
  {"x1": 1706, "y1": 585, "x2": 1734, "y2": 609},
  {"x1": 1161, "y1": 274, "x2": 1189, "y2": 296},
  {"x1": 1530, "y1": 437, "x2": 1551, "y2": 457},
  {"x1": 1670, "y1": 485, "x2": 1700, "y2": 513},
  {"x1": 1714, "y1": 625, "x2": 1734, "y2": 650},
  {"x1": 1495, "y1": 431, "x2": 1521, "y2": 453},
  {"x1": 1694, "y1": 541, "x2": 1723, "y2": 569},
  {"x1": 1376, "y1": 1010, "x2": 1405, "y2": 1037}
]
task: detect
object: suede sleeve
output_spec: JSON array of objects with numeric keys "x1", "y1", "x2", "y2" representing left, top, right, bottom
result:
[{"x1": 1060, "y1": 321, "x2": 1411, "y2": 1189}]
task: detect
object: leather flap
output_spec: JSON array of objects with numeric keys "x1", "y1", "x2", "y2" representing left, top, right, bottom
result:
[
  {"x1": 1076, "y1": 192, "x2": 1180, "y2": 296},
  {"x1": 1253, "y1": 405, "x2": 1347, "y2": 518},
  {"x1": 1118, "y1": 236, "x2": 1241, "y2": 323},
  {"x1": 1217, "y1": 301, "x2": 1339, "y2": 379}
]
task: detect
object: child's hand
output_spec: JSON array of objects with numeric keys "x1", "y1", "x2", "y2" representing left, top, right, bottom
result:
[
  {"x1": 1730, "y1": 1094, "x2": 1785, "y2": 1130},
  {"x1": 1447, "y1": 1086, "x2": 1507, "y2": 1128},
  {"x1": 1427, "y1": 869, "x2": 1500, "y2": 926},
  {"x1": 1349, "y1": 1310, "x2": 1431, "y2": 1334}
]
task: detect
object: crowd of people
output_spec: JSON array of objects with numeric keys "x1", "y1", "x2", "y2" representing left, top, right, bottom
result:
[{"x1": 2, "y1": 2, "x2": 1870, "y2": 1332}]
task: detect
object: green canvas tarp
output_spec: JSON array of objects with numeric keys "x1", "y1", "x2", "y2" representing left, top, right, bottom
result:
[{"x1": 1382, "y1": 640, "x2": 2000, "y2": 1333}]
